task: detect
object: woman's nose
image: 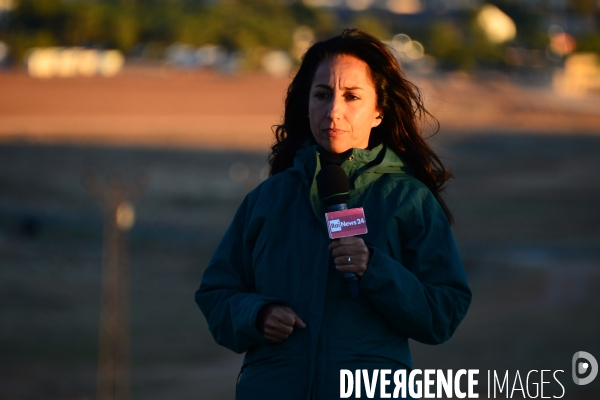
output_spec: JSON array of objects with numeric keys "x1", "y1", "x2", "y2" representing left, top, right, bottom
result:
[{"x1": 327, "y1": 94, "x2": 343, "y2": 120}]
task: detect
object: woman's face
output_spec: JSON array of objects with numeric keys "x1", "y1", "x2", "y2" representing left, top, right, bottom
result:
[{"x1": 308, "y1": 55, "x2": 382, "y2": 154}]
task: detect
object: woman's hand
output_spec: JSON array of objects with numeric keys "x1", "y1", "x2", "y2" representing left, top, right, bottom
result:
[
  {"x1": 256, "y1": 303, "x2": 306, "y2": 343},
  {"x1": 329, "y1": 237, "x2": 371, "y2": 278}
]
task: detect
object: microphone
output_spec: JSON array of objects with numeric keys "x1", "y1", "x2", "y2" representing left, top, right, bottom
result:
[{"x1": 316, "y1": 165, "x2": 360, "y2": 298}]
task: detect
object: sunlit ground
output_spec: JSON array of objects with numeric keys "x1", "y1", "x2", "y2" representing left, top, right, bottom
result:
[{"x1": 1, "y1": 67, "x2": 600, "y2": 149}]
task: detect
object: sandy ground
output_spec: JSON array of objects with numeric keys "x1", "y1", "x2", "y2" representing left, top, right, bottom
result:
[
  {"x1": 1, "y1": 67, "x2": 600, "y2": 152},
  {"x1": 0, "y1": 68, "x2": 286, "y2": 150}
]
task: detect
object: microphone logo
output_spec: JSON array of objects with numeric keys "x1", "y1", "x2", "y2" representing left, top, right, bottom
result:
[{"x1": 329, "y1": 219, "x2": 342, "y2": 232}]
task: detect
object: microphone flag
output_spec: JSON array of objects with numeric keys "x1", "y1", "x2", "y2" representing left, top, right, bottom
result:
[{"x1": 325, "y1": 208, "x2": 368, "y2": 239}]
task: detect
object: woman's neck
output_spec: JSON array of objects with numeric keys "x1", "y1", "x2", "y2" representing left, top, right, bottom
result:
[{"x1": 319, "y1": 148, "x2": 353, "y2": 166}]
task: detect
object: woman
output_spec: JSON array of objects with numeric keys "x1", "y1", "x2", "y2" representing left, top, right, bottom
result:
[{"x1": 196, "y1": 29, "x2": 471, "y2": 399}]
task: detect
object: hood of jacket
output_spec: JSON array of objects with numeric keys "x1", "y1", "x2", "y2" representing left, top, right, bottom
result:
[{"x1": 287, "y1": 140, "x2": 413, "y2": 219}]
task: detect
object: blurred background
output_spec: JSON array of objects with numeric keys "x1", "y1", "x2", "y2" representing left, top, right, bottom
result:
[{"x1": 1, "y1": 0, "x2": 600, "y2": 399}]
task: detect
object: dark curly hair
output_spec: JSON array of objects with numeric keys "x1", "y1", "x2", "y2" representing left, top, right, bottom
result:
[{"x1": 269, "y1": 28, "x2": 454, "y2": 223}]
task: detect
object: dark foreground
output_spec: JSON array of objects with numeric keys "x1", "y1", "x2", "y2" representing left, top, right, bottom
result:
[{"x1": 1, "y1": 133, "x2": 599, "y2": 399}]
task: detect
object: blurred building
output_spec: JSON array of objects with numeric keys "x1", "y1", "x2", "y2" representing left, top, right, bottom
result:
[
  {"x1": 26, "y1": 48, "x2": 124, "y2": 78},
  {"x1": 0, "y1": 0, "x2": 14, "y2": 13},
  {"x1": 553, "y1": 52, "x2": 600, "y2": 96}
]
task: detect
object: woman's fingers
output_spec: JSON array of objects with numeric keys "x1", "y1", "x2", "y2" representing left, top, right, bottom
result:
[
  {"x1": 294, "y1": 315, "x2": 307, "y2": 329},
  {"x1": 334, "y1": 259, "x2": 367, "y2": 277},
  {"x1": 264, "y1": 317, "x2": 294, "y2": 335},
  {"x1": 257, "y1": 304, "x2": 306, "y2": 342},
  {"x1": 263, "y1": 323, "x2": 292, "y2": 342},
  {"x1": 329, "y1": 237, "x2": 369, "y2": 256},
  {"x1": 333, "y1": 253, "x2": 368, "y2": 265},
  {"x1": 329, "y1": 236, "x2": 366, "y2": 250},
  {"x1": 328, "y1": 237, "x2": 370, "y2": 278},
  {"x1": 278, "y1": 306, "x2": 306, "y2": 330}
]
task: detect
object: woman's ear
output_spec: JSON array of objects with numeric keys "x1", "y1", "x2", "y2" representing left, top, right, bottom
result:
[{"x1": 372, "y1": 112, "x2": 383, "y2": 128}]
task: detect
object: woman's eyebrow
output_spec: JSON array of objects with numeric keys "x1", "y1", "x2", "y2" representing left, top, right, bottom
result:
[{"x1": 313, "y1": 83, "x2": 364, "y2": 90}]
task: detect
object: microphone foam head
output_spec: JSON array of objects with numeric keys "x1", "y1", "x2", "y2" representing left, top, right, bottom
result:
[{"x1": 317, "y1": 165, "x2": 350, "y2": 207}]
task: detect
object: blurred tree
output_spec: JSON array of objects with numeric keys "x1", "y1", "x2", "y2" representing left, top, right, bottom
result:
[
  {"x1": 175, "y1": 7, "x2": 222, "y2": 46},
  {"x1": 7, "y1": 30, "x2": 57, "y2": 62},
  {"x1": 350, "y1": 14, "x2": 391, "y2": 41},
  {"x1": 489, "y1": 1, "x2": 546, "y2": 48},
  {"x1": 63, "y1": 2, "x2": 105, "y2": 46},
  {"x1": 2, "y1": 0, "x2": 579, "y2": 71},
  {"x1": 16, "y1": 0, "x2": 62, "y2": 22},
  {"x1": 136, "y1": 1, "x2": 182, "y2": 44},
  {"x1": 212, "y1": 0, "x2": 296, "y2": 50},
  {"x1": 426, "y1": 21, "x2": 475, "y2": 70},
  {"x1": 0, "y1": 0, "x2": 344, "y2": 65},
  {"x1": 577, "y1": 32, "x2": 600, "y2": 53},
  {"x1": 566, "y1": 0, "x2": 597, "y2": 14},
  {"x1": 288, "y1": 1, "x2": 338, "y2": 40},
  {"x1": 468, "y1": 10, "x2": 508, "y2": 68},
  {"x1": 108, "y1": 10, "x2": 141, "y2": 52},
  {"x1": 3, "y1": 0, "x2": 63, "y2": 61}
]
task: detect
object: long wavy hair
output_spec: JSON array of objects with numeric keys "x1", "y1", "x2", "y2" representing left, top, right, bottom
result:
[{"x1": 269, "y1": 29, "x2": 454, "y2": 223}]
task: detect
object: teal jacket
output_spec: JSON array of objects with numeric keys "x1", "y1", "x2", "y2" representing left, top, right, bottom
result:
[{"x1": 196, "y1": 143, "x2": 471, "y2": 399}]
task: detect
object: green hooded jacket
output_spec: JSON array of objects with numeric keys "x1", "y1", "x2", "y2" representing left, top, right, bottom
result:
[{"x1": 196, "y1": 143, "x2": 472, "y2": 399}]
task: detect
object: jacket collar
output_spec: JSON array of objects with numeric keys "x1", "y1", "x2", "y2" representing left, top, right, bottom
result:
[
  {"x1": 289, "y1": 140, "x2": 408, "y2": 219},
  {"x1": 291, "y1": 140, "x2": 407, "y2": 188}
]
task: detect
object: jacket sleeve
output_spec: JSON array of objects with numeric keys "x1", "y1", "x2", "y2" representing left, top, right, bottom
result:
[
  {"x1": 195, "y1": 196, "x2": 282, "y2": 354},
  {"x1": 360, "y1": 185, "x2": 472, "y2": 345}
]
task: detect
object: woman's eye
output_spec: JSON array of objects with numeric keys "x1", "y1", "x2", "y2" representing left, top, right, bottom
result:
[
  {"x1": 314, "y1": 92, "x2": 330, "y2": 100},
  {"x1": 345, "y1": 94, "x2": 359, "y2": 101}
]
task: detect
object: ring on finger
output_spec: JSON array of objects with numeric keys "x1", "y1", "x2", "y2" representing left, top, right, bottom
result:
[{"x1": 347, "y1": 255, "x2": 351, "y2": 264}]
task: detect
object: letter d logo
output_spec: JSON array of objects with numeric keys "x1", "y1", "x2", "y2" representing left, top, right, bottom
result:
[{"x1": 572, "y1": 351, "x2": 598, "y2": 385}]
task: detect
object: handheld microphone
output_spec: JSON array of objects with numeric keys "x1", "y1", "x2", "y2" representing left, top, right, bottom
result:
[{"x1": 316, "y1": 165, "x2": 361, "y2": 299}]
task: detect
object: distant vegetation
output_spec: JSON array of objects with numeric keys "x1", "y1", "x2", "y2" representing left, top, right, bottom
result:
[
  {"x1": 0, "y1": 0, "x2": 598, "y2": 71},
  {"x1": 0, "y1": 0, "x2": 339, "y2": 63}
]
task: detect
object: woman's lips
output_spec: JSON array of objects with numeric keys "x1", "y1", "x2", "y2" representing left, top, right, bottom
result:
[{"x1": 324, "y1": 128, "x2": 344, "y2": 137}]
